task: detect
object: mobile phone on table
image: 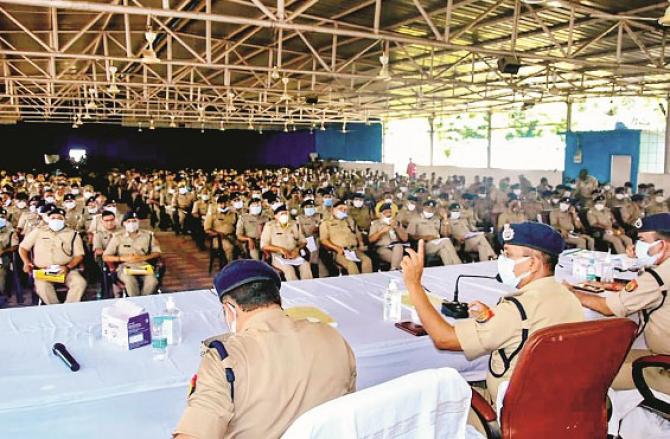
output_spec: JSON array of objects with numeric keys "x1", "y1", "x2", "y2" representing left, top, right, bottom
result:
[{"x1": 395, "y1": 321, "x2": 427, "y2": 336}]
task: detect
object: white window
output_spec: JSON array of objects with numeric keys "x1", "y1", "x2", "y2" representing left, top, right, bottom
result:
[
  {"x1": 68, "y1": 148, "x2": 87, "y2": 163},
  {"x1": 639, "y1": 131, "x2": 665, "y2": 174}
]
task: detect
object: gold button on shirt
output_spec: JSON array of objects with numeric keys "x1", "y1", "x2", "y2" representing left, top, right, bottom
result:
[
  {"x1": 453, "y1": 276, "x2": 584, "y2": 401},
  {"x1": 173, "y1": 308, "x2": 357, "y2": 439}
]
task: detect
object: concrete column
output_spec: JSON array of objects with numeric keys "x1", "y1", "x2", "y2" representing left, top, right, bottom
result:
[
  {"x1": 486, "y1": 111, "x2": 492, "y2": 168},
  {"x1": 664, "y1": 98, "x2": 670, "y2": 173},
  {"x1": 428, "y1": 116, "x2": 435, "y2": 166}
]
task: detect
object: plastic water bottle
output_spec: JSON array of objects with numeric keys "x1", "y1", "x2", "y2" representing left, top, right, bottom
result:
[
  {"x1": 586, "y1": 254, "x2": 597, "y2": 282},
  {"x1": 163, "y1": 297, "x2": 182, "y2": 345},
  {"x1": 601, "y1": 250, "x2": 614, "y2": 283},
  {"x1": 151, "y1": 316, "x2": 168, "y2": 361},
  {"x1": 383, "y1": 280, "x2": 402, "y2": 322}
]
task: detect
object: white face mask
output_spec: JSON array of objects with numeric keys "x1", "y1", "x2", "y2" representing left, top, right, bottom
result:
[
  {"x1": 17, "y1": 201, "x2": 26, "y2": 209},
  {"x1": 513, "y1": 189, "x2": 521, "y2": 196},
  {"x1": 615, "y1": 194, "x2": 625, "y2": 200},
  {"x1": 382, "y1": 216, "x2": 392, "y2": 225},
  {"x1": 478, "y1": 194, "x2": 486, "y2": 199},
  {"x1": 595, "y1": 204, "x2": 605, "y2": 211},
  {"x1": 249, "y1": 205, "x2": 262, "y2": 215},
  {"x1": 278, "y1": 213, "x2": 289, "y2": 225},
  {"x1": 304, "y1": 207, "x2": 316, "y2": 217},
  {"x1": 178, "y1": 188, "x2": 188, "y2": 195},
  {"x1": 64, "y1": 201, "x2": 76, "y2": 210},
  {"x1": 635, "y1": 240, "x2": 662, "y2": 267},
  {"x1": 48, "y1": 218, "x2": 65, "y2": 232},
  {"x1": 201, "y1": 195, "x2": 210, "y2": 201},
  {"x1": 29, "y1": 205, "x2": 37, "y2": 213},
  {"x1": 497, "y1": 254, "x2": 531, "y2": 288},
  {"x1": 559, "y1": 203, "x2": 570, "y2": 212},
  {"x1": 219, "y1": 207, "x2": 229, "y2": 214},
  {"x1": 124, "y1": 221, "x2": 139, "y2": 233},
  {"x1": 233, "y1": 201, "x2": 244, "y2": 210},
  {"x1": 45, "y1": 196, "x2": 55, "y2": 204},
  {"x1": 0, "y1": 218, "x2": 6, "y2": 229},
  {"x1": 353, "y1": 200, "x2": 364, "y2": 208},
  {"x1": 84, "y1": 191, "x2": 93, "y2": 199},
  {"x1": 87, "y1": 207, "x2": 98, "y2": 214},
  {"x1": 407, "y1": 203, "x2": 416, "y2": 211},
  {"x1": 656, "y1": 196, "x2": 664, "y2": 203},
  {"x1": 396, "y1": 193, "x2": 403, "y2": 199},
  {"x1": 423, "y1": 211, "x2": 434, "y2": 219},
  {"x1": 71, "y1": 189, "x2": 80, "y2": 195},
  {"x1": 334, "y1": 210, "x2": 348, "y2": 220},
  {"x1": 551, "y1": 198, "x2": 560, "y2": 205},
  {"x1": 384, "y1": 198, "x2": 393, "y2": 204}
]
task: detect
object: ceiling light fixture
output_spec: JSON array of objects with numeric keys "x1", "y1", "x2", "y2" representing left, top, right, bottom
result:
[{"x1": 141, "y1": 22, "x2": 160, "y2": 64}]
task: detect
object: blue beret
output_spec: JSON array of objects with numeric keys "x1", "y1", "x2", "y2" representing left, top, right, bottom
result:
[
  {"x1": 636, "y1": 213, "x2": 670, "y2": 233},
  {"x1": 213, "y1": 259, "x2": 281, "y2": 301},
  {"x1": 498, "y1": 222, "x2": 565, "y2": 257}
]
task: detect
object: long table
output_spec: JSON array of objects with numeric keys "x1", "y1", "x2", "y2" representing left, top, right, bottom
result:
[{"x1": 0, "y1": 260, "x2": 639, "y2": 438}]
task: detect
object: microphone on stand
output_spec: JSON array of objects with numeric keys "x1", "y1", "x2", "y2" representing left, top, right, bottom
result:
[{"x1": 441, "y1": 274, "x2": 501, "y2": 319}]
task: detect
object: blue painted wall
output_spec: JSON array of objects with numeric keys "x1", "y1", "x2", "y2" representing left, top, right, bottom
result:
[
  {"x1": 315, "y1": 123, "x2": 382, "y2": 162},
  {"x1": 564, "y1": 129, "x2": 641, "y2": 188}
]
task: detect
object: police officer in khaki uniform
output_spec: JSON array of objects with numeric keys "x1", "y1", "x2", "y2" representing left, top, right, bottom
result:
[
  {"x1": 620, "y1": 193, "x2": 646, "y2": 227},
  {"x1": 17, "y1": 195, "x2": 43, "y2": 237},
  {"x1": 349, "y1": 192, "x2": 373, "y2": 235},
  {"x1": 369, "y1": 203, "x2": 408, "y2": 270},
  {"x1": 575, "y1": 168, "x2": 598, "y2": 204},
  {"x1": 204, "y1": 195, "x2": 238, "y2": 264},
  {"x1": 448, "y1": 203, "x2": 496, "y2": 261},
  {"x1": 320, "y1": 201, "x2": 372, "y2": 274},
  {"x1": 396, "y1": 194, "x2": 421, "y2": 228},
  {"x1": 646, "y1": 189, "x2": 669, "y2": 215},
  {"x1": 173, "y1": 260, "x2": 356, "y2": 439},
  {"x1": 9, "y1": 193, "x2": 29, "y2": 228},
  {"x1": 103, "y1": 212, "x2": 161, "y2": 296},
  {"x1": 19, "y1": 207, "x2": 87, "y2": 304},
  {"x1": 235, "y1": 198, "x2": 267, "y2": 260},
  {"x1": 572, "y1": 213, "x2": 670, "y2": 395},
  {"x1": 261, "y1": 204, "x2": 312, "y2": 281},
  {"x1": 521, "y1": 188, "x2": 544, "y2": 223},
  {"x1": 400, "y1": 222, "x2": 584, "y2": 406},
  {"x1": 63, "y1": 194, "x2": 84, "y2": 232},
  {"x1": 587, "y1": 195, "x2": 632, "y2": 254},
  {"x1": 497, "y1": 197, "x2": 526, "y2": 231},
  {"x1": 0, "y1": 208, "x2": 18, "y2": 296},
  {"x1": 172, "y1": 185, "x2": 195, "y2": 234},
  {"x1": 297, "y1": 199, "x2": 328, "y2": 278},
  {"x1": 92, "y1": 210, "x2": 122, "y2": 257},
  {"x1": 407, "y1": 200, "x2": 461, "y2": 266},
  {"x1": 550, "y1": 197, "x2": 595, "y2": 250}
]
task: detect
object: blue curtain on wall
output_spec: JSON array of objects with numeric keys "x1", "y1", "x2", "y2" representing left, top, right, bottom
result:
[
  {"x1": 315, "y1": 123, "x2": 382, "y2": 162},
  {"x1": 564, "y1": 129, "x2": 641, "y2": 187}
]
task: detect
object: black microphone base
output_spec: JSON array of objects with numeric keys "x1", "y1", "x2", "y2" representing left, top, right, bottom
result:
[{"x1": 441, "y1": 301, "x2": 469, "y2": 319}]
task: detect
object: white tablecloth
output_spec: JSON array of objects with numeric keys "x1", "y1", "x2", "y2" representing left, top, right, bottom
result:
[{"x1": 2, "y1": 260, "x2": 635, "y2": 438}]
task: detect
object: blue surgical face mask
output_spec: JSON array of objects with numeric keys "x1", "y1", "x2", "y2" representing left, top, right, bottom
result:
[
  {"x1": 304, "y1": 207, "x2": 316, "y2": 217},
  {"x1": 323, "y1": 198, "x2": 333, "y2": 207},
  {"x1": 497, "y1": 254, "x2": 531, "y2": 288},
  {"x1": 334, "y1": 210, "x2": 348, "y2": 220},
  {"x1": 635, "y1": 240, "x2": 662, "y2": 267},
  {"x1": 0, "y1": 218, "x2": 6, "y2": 228}
]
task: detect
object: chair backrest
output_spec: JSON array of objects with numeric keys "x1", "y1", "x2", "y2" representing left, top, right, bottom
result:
[
  {"x1": 282, "y1": 367, "x2": 472, "y2": 439},
  {"x1": 500, "y1": 318, "x2": 637, "y2": 439}
]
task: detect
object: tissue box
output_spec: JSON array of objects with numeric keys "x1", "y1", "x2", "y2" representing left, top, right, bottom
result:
[{"x1": 101, "y1": 299, "x2": 152, "y2": 350}]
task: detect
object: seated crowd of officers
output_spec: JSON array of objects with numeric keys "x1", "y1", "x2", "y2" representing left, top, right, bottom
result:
[{"x1": 0, "y1": 166, "x2": 663, "y2": 305}]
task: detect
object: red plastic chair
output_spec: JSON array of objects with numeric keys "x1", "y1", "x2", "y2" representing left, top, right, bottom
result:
[
  {"x1": 633, "y1": 354, "x2": 670, "y2": 420},
  {"x1": 471, "y1": 318, "x2": 637, "y2": 439}
]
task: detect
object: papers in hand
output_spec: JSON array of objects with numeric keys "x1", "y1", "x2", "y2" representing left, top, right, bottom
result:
[
  {"x1": 429, "y1": 237, "x2": 448, "y2": 245},
  {"x1": 306, "y1": 236, "x2": 318, "y2": 252},
  {"x1": 344, "y1": 249, "x2": 361, "y2": 262},
  {"x1": 464, "y1": 231, "x2": 483, "y2": 240},
  {"x1": 275, "y1": 255, "x2": 306, "y2": 266}
]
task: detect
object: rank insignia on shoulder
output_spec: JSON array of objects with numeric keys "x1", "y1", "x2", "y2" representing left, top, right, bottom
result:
[
  {"x1": 625, "y1": 280, "x2": 638, "y2": 292},
  {"x1": 188, "y1": 374, "x2": 198, "y2": 397}
]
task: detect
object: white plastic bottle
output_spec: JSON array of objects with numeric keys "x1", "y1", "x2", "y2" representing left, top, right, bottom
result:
[
  {"x1": 151, "y1": 316, "x2": 168, "y2": 361},
  {"x1": 383, "y1": 280, "x2": 402, "y2": 322},
  {"x1": 163, "y1": 297, "x2": 182, "y2": 345}
]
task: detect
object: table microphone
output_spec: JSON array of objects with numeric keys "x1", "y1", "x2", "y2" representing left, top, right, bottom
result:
[
  {"x1": 52, "y1": 342, "x2": 80, "y2": 372},
  {"x1": 441, "y1": 274, "x2": 501, "y2": 319}
]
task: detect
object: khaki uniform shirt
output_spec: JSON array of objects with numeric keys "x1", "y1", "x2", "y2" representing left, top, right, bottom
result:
[
  {"x1": 522, "y1": 201, "x2": 544, "y2": 222},
  {"x1": 64, "y1": 208, "x2": 85, "y2": 232},
  {"x1": 173, "y1": 193, "x2": 195, "y2": 210},
  {"x1": 297, "y1": 214, "x2": 321, "y2": 238},
  {"x1": 576, "y1": 176, "x2": 598, "y2": 199},
  {"x1": 497, "y1": 210, "x2": 526, "y2": 230},
  {"x1": 0, "y1": 226, "x2": 19, "y2": 263},
  {"x1": 235, "y1": 213, "x2": 267, "y2": 240},
  {"x1": 369, "y1": 219, "x2": 402, "y2": 247},
  {"x1": 103, "y1": 230, "x2": 161, "y2": 268},
  {"x1": 260, "y1": 220, "x2": 305, "y2": 255},
  {"x1": 549, "y1": 209, "x2": 577, "y2": 235},
  {"x1": 204, "y1": 211, "x2": 237, "y2": 236},
  {"x1": 191, "y1": 200, "x2": 210, "y2": 218},
  {"x1": 606, "y1": 258, "x2": 670, "y2": 354},
  {"x1": 450, "y1": 217, "x2": 475, "y2": 241},
  {"x1": 646, "y1": 202, "x2": 669, "y2": 215},
  {"x1": 396, "y1": 207, "x2": 420, "y2": 228},
  {"x1": 620, "y1": 203, "x2": 644, "y2": 225},
  {"x1": 92, "y1": 226, "x2": 122, "y2": 253},
  {"x1": 17, "y1": 211, "x2": 43, "y2": 236},
  {"x1": 587, "y1": 207, "x2": 614, "y2": 229},
  {"x1": 460, "y1": 207, "x2": 478, "y2": 229},
  {"x1": 349, "y1": 206, "x2": 372, "y2": 233},
  {"x1": 454, "y1": 276, "x2": 584, "y2": 400},
  {"x1": 319, "y1": 217, "x2": 358, "y2": 249},
  {"x1": 407, "y1": 215, "x2": 448, "y2": 239},
  {"x1": 20, "y1": 227, "x2": 85, "y2": 267},
  {"x1": 173, "y1": 309, "x2": 357, "y2": 439}
]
